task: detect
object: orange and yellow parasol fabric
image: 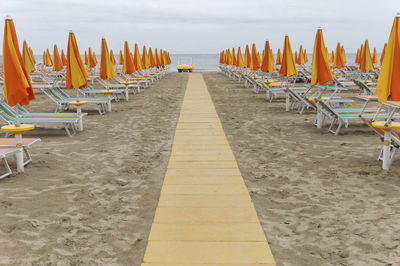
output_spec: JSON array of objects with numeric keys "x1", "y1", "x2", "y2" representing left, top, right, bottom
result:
[
  {"x1": 66, "y1": 31, "x2": 87, "y2": 89},
  {"x1": 360, "y1": 40, "x2": 374, "y2": 72},
  {"x1": 22, "y1": 40, "x2": 35, "y2": 74},
  {"x1": 260, "y1": 40, "x2": 275, "y2": 72},
  {"x1": 311, "y1": 28, "x2": 333, "y2": 85},
  {"x1": 122, "y1": 41, "x2": 135, "y2": 74},
  {"x1": 134, "y1": 43, "x2": 143, "y2": 70},
  {"x1": 61, "y1": 49, "x2": 67, "y2": 66},
  {"x1": 333, "y1": 42, "x2": 345, "y2": 69},
  {"x1": 279, "y1": 35, "x2": 298, "y2": 77},
  {"x1": 53, "y1": 44, "x2": 63, "y2": 71},
  {"x1": 2, "y1": 18, "x2": 35, "y2": 106},
  {"x1": 99, "y1": 38, "x2": 116, "y2": 80}
]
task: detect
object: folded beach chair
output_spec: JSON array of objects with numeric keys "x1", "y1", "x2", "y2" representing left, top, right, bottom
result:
[
  {"x1": 42, "y1": 87, "x2": 108, "y2": 115},
  {"x1": 0, "y1": 104, "x2": 79, "y2": 137},
  {"x1": 0, "y1": 148, "x2": 18, "y2": 179},
  {"x1": 0, "y1": 138, "x2": 41, "y2": 166}
]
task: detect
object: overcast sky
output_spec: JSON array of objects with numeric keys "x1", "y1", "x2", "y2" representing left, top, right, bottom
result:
[{"x1": 1, "y1": 0, "x2": 399, "y2": 55}]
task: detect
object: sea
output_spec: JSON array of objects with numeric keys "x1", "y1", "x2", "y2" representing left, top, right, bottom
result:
[{"x1": 0, "y1": 53, "x2": 362, "y2": 72}]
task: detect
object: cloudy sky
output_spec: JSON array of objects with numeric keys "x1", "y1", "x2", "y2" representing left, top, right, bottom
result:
[{"x1": 1, "y1": 0, "x2": 398, "y2": 55}]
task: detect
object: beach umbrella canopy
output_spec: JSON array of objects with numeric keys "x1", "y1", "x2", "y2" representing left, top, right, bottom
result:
[
  {"x1": 244, "y1": 45, "x2": 251, "y2": 68},
  {"x1": 160, "y1": 49, "x2": 165, "y2": 66},
  {"x1": 260, "y1": 40, "x2": 275, "y2": 72},
  {"x1": 148, "y1": 48, "x2": 155, "y2": 68},
  {"x1": 118, "y1": 50, "x2": 123, "y2": 65},
  {"x1": 46, "y1": 48, "x2": 53, "y2": 66},
  {"x1": 122, "y1": 41, "x2": 135, "y2": 74},
  {"x1": 304, "y1": 49, "x2": 308, "y2": 63},
  {"x1": 219, "y1": 51, "x2": 224, "y2": 64},
  {"x1": 226, "y1": 49, "x2": 232, "y2": 65},
  {"x1": 154, "y1": 48, "x2": 160, "y2": 67},
  {"x1": 333, "y1": 42, "x2": 345, "y2": 69},
  {"x1": 276, "y1": 48, "x2": 282, "y2": 65},
  {"x1": 311, "y1": 28, "x2": 333, "y2": 85},
  {"x1": 84, "y1": 51, "x2": 88, "y2": 65},
  {"x1": 142, "y1": 45, "x2": 150, "y2": 69},
  {"x1": 2, "y1": 18, "x2": 35, "y2": 106},
  {"x1": 88, "y1": 48, "x2": 96, "y2": 68},
  {"x1": 380, "y1": 43, "x2": 387, "y2": 65},
  {"x1": 360, "y1": 40, "x2": 374, "y2": 72},
  {"x1": 279, "y1": 35, "x2": 298, "y2": 77},
  {"x1": 330, "y1": 51, "x2": 335, "y2": 63},
  {"x1": 99, "y1": 38, "x2": 116, "y2": 80},
  {"x1": 22, "y1": 40, "x2": 35, "y2": 74},
  {"x1": 236, "y1": 47, "x2": 244, "y2": 67},
  {"x1": 355, "y1": 48, "x2": 360, "y2": 64},
  {"x1": 93, "y1": 52, "x2": 98, "y2": 65},
  {"x1": 232, "y1": 48, "x2": 237, "y2": 66},
  {"x1": 341, "y1": 46, "x2": 347, "y2": 64},
  {"x1": 376, "y1": 15, "x2": 400, "y2": 102},
  {"x1": 28, "y1": 47, "x2": 36, "y2": 65},
  {"x1": 110, "y1": 49, "x2": 116, "y2": 65},
  {"x1": 372, "y1": 47, "x2": 379, "y2": 64},
  {"x1": 294, "y1": 51, "x2": 298, "y2": 64},
  {"x1": 299, "y1": 45, "x2": 305, "y2": 65},
  {"x1": 66, "y1": 31, "x2": 87, "y2": 89},
  {"x1": 61, "y1": 49, "x2": 67, "y2": 66},
  {"x1": 134, "y1": 43, "x2": 143, "y2": 70},
  {"x1": 250, "y1": 43, "x2": 260, "y2": 71},
  {"x1": 53, "y1": 44, "x2": 63, "y2": 71}
]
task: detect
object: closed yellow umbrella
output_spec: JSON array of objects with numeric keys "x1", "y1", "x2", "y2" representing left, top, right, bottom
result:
[
  {"x1": 142, "y1": 45, "x2": 150, "y2": 69},
  {"x1": 46, "y1": 48, "x2": 53, "y2": 66},
  {"x1": 22, "y1": 40, "x2": 35, "y2": 74},
  {"x1": 84, "y1": 51, "x2": 88, "y2": 65},
  {"x1": 149, "y1": 47, "x2": 156, "y2": 68},
  {"x1": 110, "y1": 49, "x2": 116, "y2": 65},
  {"x1": 250, "y1": 43, "x2": 260, "y2": 71},
  {"x1": 88, "y1": 48, "x2": 96, "y2": 68},
  {"x1": 311, "y1": 28, "x2": 333, "y2": 85},
  {"x1": 236, "y1": 47, "x2": 244, "y2": 67},
  {"x1": 333, "y1": 42, "x2": 345, "y2": 69},
  {"x1": 66, "y1": 31, "x2": 87, "y2": 89},
  {"x1": 99, "y1": 38, "x2": 116, "y2": 80},
  {"x1": 244, "y1": 44, "x2": 251, "y2": 68},
  {"x1": 360, "y1": 39, "x2": 374, "y2": 72},
  {"x1": 279, "y1": 35, "x2": 298, "y2": 77},
  {"x1": 276, "y1": 48, "x2": 282, "y2": 65},
  {"x1": 376, "y1": 15, "x2": 400, "y2": 102},
  {"x1": 134, "y1": 43, "x2": 143, "y2": 71},
  {"x1": 93, "y1": 52, "x2": 98, "y2": 65},
  {"x1": 298, "y1": 45, "x2": 305, "y2": 65},
  {"x1": 119, "y1": 50, "x2": 123, "y2": 65},
  {"x1": 380, "y1": 43, "x2": 387, "y2": 65},
  {"x1": 29, "y1": 47, "x2": 36, "y2": 65},
  {"x1": 155, "y1": 48, "x2": 160, "y2": 67},
  {"x1": 372, "y1": 47, "x2": 379, "y2": 64},
  {"x1": 53, "y1": 44, "x2": 63, "y2": 71},
  {"x1": 61, "y1": 49, "x2": 67, "y2": 66}
]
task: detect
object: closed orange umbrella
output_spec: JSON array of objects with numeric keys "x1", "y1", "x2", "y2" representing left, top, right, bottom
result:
[
  {"x1": 294, "y1": 51, "x2": 298, "y2": 64},
  {"x1": 236, "y1": 47, "x2": 244, "y2": 67},
  {"x1": 372, "y1": 47, "x2": 379, "y2": 64},
  {"x1": 28, "y1": 47, "x2": 36, "y2": 65},
  {"x1": 360, "y1": 40, "x2": 374, "y2": 72},
  {"x1": 276, "y1": 48, "x2": 282, "y2": 65},
  {"x1": 100, "y1": 38, "x2": 116, "y2": 80},
  {"x1": 149, "y1": 48, "x2": 156, "y2": 68},
  {"x1": 355, "y1": 48, "x2": 360, "y2": 64},
  {"x1": 84, "y1": 51, "x2": 88, "y2": 65},
  {"x1": 93, "y1": 52, "x2": 98, "y2": 65},
  {"x1": 110, "y1": 49, "x2": 116, "y2": 65},
  {"x1": 134, "y1": 43, "x2": 143, "y2": 70},
  {"x1": 330, "y1": 51, "x2": 334, "y2": 63},
  {"x1": 311, "y1": 28, "x2": 333, "y2": 85},
  {"x1": 88, "y1": 48, "x2": 96, "y2": 68},
  {"x1": 250, "y1": 43, "x2": 260, "y2": 71},
  {"x1": 2, "y1": 18, "x2": 35, "y2": 106},
  {"x1": 299, "y1": 45, "x2": 305, "y2": 65},
  {"x1": 43, "y1": 51, "x2": 47, "y2": 65},
  {"x1": 376, "y1": 15, "x2": 400, "y2": 102},
  {"x1": 279, "y1": 35, "x2": 298, "y2": 77},
  {"x1": 122, "y1": 41, "x2": 135, "y2": 74},
  {"x1": 333, "y1": 42, "x2": 345, "y2": 69},
  {"x1": 53, "y1": 44, "x2": 63, "y2": 71},
  {"x1": 154, "y1": 48, "x2": 160, "y2": 66},
  {"x1": 244, "y1": 45, "x2": 251, "y2": 68},
  {"x1": 304, "y1": 49, "x2": 308, "y2": 63},
  {"x1": 61, "y1": 49, "x2": 67, "y2": 66},
  {"x1": 66, "y1": 31, "x2": 87, "y2": 89},
  {"x1": 22, "y1": 40, "x2": 35, "y2": 74},
  {"x1": 380, "y1": 43, "x2": 387, "y2": 65},
  {"x1": 260, "y1": 40, "x2": 275, "y2": 72},
  {"x1": 341, "y1": 46, "x2": 347, "y2": 64},
  {"x1": 167, "y1": 52, "x2": 171, "y2": 64}
]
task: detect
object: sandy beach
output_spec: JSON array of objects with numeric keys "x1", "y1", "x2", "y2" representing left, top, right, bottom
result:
[
  {"x1": 0, "y1": 71, "x2": 399, "y2": 265},
  {"x1": 0, "y1": 73, "x2": 188, "y2": 265},
  {"x1": 203, "y1": 72, "x2": 400, "y2": 266}
]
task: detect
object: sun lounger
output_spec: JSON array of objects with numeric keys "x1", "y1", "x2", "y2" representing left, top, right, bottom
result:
[
  {"x1": 42, "y1": 87, "x2": 108, "y2": 115},
  {"x1": 0, "y1": 104, "x2": 79, "y2": 137},
  {"x1": 0, "y1": 148, "x2": 18, "y2": 179},
  {"x1": 0, "y1": 138, "x2": 40, "y2": 166},
  {"x1": 353, "y1": 79, "x2": 376, "y2": 95}
]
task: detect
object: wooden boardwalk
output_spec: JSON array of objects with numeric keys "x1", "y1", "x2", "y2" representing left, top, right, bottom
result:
[{"x1": 142, "y1": 73, "x2": 276, "y2": 265}]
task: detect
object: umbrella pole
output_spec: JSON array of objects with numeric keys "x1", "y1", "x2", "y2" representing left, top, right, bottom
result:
[
  {"x1": 13, "y1": 106, "x2": 24, "y2": 173},
  {"x1": 382, "y1": 130, "x2": 391, "y2": 170},
  {"x1": 285, "y1": 77, "x2": 290, "y2": 111}
]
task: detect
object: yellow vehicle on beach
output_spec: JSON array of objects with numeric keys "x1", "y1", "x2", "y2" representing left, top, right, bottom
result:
[{"x1": 177, "y1": 57, "x2": 194, "y2": 72}]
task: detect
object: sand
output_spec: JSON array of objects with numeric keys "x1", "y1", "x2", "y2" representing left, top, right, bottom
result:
[
  {"x1": 203, "y1": 72, "x2": 400, "y2": 266},
  {"x1": 1, "y1": 71, "x2": 399, "y2": 265},
  {"x1": 0, "y1": 73, "x2": 188, "y2": 265}
]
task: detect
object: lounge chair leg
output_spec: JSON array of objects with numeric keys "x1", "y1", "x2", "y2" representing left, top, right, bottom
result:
[
  {"x1": 23, "y1": 147, "x2": 32, "y2": 166},
  {"x1": 65, "y1": 124, "x2": 72, "y2": 137},
  {"x1": 382, "y1": 131, "x2": 392, "y2": 170},
  {"x1": 0, "y1": 157, "x2": 12, "y2": 180}
]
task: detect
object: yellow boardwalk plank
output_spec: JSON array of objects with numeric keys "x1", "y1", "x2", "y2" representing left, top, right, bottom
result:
[{"x1": 142, "y1": 73, "x2": 276, "y2": 265}]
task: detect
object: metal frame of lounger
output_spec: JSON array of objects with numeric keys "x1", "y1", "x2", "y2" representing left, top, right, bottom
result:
[
  {"x1": 0, "y1": 105, "x2": 78, "y2": 137},
  {"x1": 113, "y1": 76, "x2": 142, "y2": 94},
  {"x1": 318, "y1": 101, "x2": 399, "y2": 135},
  {"x1": 286, "y1": 87, "x2": 316, "y2": 114},
  {"x1": 353, "y1": 79, "x2": 376, "y2": 95},
  {"x1": 15, "y1": 104, "x2": 88, "y2": 118},
  {"x1": 0, "y1": 148, "x2": 18, "y2": 179},
  {"x1": 42, "y1": 87, "x2": 107, "y2": 115},
  {"x1": 78, "y1": 82, "x2": 125, "y2": 102},
  {"x1": 0, "y1": 138, "x2": 41, "y2": 166}
]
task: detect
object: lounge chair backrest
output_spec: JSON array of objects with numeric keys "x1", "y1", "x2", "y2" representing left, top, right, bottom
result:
[
  {"x1": 0, "y1": 103, "x2": 17, "y2": 122},
  {"x1": 42, "y1": 88, "x2": 63, "y2": 102}
]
